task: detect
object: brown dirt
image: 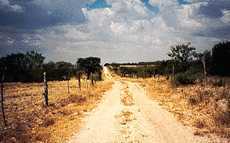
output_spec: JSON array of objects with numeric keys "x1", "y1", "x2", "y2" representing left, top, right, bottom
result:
[{"x1": 68, "y1": 69, "x2": 226, "y2": 143}]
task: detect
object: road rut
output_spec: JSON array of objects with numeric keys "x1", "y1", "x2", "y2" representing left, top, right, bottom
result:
[{"x1": 68, "y1": 79, "x2": 225, "y2": 143}]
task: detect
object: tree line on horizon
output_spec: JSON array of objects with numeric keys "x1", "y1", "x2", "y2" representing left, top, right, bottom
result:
[
  {"x1": 106, "y1": 41, "x2": 230, "y2": 83},
  {"x1": 0, "y1": 52, "x2": 102, "y2": 82},
  {"x1": 0, "y1": 41, "x2": 229, "y2": 83}
]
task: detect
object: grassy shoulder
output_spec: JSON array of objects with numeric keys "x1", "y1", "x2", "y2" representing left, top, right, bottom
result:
[
  {"x1": 0, "y1": 79, "x2": 113, "y2": 143},
  {"x1": 134, "y1": 77, "x2": 229, "y2": 139}
]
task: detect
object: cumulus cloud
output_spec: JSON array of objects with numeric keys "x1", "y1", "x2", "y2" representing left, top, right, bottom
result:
[
  {"x1": 221, "y1": 9, "x2": 230, "y2": 24},
  {"x1": 149, "y1": 0, "x2": 160, "y2": 5},
  {"x1": 30, "y1": 0, "x2": 216, "y2": 62},
  {"x1": 0, "y1": 0, "x2": 23, "y2": 12},
  {"x1": 0, "y1": 0, "x2": 228, "y2": 63}
]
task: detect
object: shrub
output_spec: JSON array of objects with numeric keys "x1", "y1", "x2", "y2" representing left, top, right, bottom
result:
[
  {"x1": 212, "y1": 79, "x2": 226, "y2": 87},
  {"x1": 214, "y1": 111, "x2": 230, "y2": 127},
  {"x1": 175, "y1": 72, "x2": 197, "y2": 85},
  {"x1": 174, "y1": 67, "x2": 203, "y2": 85},
  {"x1": 42, "y1": 118, "x2": 55, "y2": 127},
  {"x1": 187, "y1": 95, "x2": 202, "y2": 105}
]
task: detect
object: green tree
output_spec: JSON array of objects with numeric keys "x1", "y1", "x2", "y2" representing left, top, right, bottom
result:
[
  {"x1": 76, "y1": 57, "x2": 102, "y2": 85},
  {"x1": 43, "y1": 61, "x2": 74, "y2": 81},
  {"x1": 26, "y1": 51, "x2": 45, "y2": 81},
  {"x1": 26, "y1": 51, "x2": 44, "y2": 69},
  {"x1": 168, "y1": 43, "x2": 196, "y2": 72},
  {"x1": 211, "y1": 41, "x2": 230, "y2": 76},
  {"x1": 0, "y1": 51, "x2": 45, "y2": 82}
]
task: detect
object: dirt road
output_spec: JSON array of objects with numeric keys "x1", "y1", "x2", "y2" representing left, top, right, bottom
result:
[{"x1": 68, "y1": 68, "x2": 226, "y2": 143}]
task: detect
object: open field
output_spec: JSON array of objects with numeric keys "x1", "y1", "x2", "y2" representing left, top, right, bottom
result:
[
  {"x1": 0, "y1": 79, "x2": 112, "y2": 143},
  {"x1": 1, "y1": 1, "x2": 230, "y2": 142},
  {"x1": 68, "y1": 78, "x2": 228, "y2": 143},
  {"x1": 0, "y1": 67, "x2": 229, "y2": 143},
  {"x1": 67, "y1": 68, "x2": 228, "y2": 143},
  {"x1": 132, "y1": 77, "x2": 230, "y2": 139}
]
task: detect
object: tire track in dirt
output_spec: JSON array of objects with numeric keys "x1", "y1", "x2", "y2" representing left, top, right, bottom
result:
[
  {"x1": 115, "y1": 82, "x2": 165, "y2": 143},
  {"x1": 126, "y1": 81, "x2": 227, "y2": 143},
  {"x1": 68, "y1": 81, "x2": 123, "y2": 143},
  {"x1": 115, "y1": 83, "x2": 140, "y2": 142},
  {"x1": 68, "y1": 69, "x2": 226, "y2": 143}
]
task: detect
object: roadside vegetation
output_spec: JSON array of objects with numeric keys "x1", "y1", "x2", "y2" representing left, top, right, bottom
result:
[
  {"x1": 0, "y1": 79, "x2": 112, "y2": 143},
  {"x1": 107, "y1": 41, "x2": 230, "y2": 139},
  {"x1": 1, "y1": 40, "x2": 229, "y2": 142},
  {"x1": 137, "y1": 77, "x2": 229, "y2": 138},
  {"x1": 0, "y1": 53, "x2": 113, "y2": 142},
  {"x1": 107, "y1": 41, "x2": 230, "y2": 81},
  {"x1": 0, "y1": 51, "x2": 103, "y2": 83}
]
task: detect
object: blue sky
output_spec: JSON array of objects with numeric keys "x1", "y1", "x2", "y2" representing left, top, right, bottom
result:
[
  {"x1": 177, "y1": 0, "x2": 190, "y2": 5},
  {"x1": 141, "y1": 0, "x2": 159, "y2": 14},
  {"x1": 0, "y1": 0, "x2": 230, "y2": 63},
  {"x1": 86, "y1": 0, "x2": 112, "y2": 10}
]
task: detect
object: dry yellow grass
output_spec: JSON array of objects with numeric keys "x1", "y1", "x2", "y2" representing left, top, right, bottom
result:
[
  {"x1": 0, "y1": 79, "x2": 112, "y2": 143},
  {"x1": 135, "y1": 77, "x2": 230, "y2": 139}
]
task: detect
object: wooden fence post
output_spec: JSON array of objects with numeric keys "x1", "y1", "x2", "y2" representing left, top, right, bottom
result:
[
  {"x1": 172, "y1": 64, "x2": 175, "y2": 81},
  {"x1": 67, "y1": 72, "x2": 70, "y2": 94},
  {"x1": 170, "y1": 63, "x2": 176, "y2": 88},
  {"x1": 43, "y1": 72, "x2": 48, "y2": 106},
  {"x1": 201, "y1": 55, "x2": 207, "y2": 86},
  {"x1": 91, "y1": 73, "x2": 94, "y2": 86},
  {"x1": 1, "y1": 72, "x2": 6, "y2": 126},
  {"x1": 77, "y1": 72, "x2": 81, "y2": 90},
  {"x1": 67, "y1": 79, "x2": 70, "y2": 94}
]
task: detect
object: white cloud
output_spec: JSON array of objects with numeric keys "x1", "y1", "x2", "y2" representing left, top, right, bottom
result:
[
  {"x1": 31, "y1": 0, "x2": 225, "y2": 63},
  {"x1": 149, "y1": 0, "x2": 161, "y2": 5},
  {"x1": 176, "y1": 4, "x2": 202, "y2": 30},
  {"x1": 0, "y1": 0, "x2": 23, "y2": 12},
  {"x1": 221, "y1": 9, "x2": 230, "y2": 24}
]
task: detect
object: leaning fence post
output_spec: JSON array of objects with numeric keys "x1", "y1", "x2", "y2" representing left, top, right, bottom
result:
[
  {"x1": 201, "y1": 55, "x2": 207, "y2": 86},
  {"x1": 43, "y1": 72, "x2": 48, "y2": 106},
  {"x1": 1, "y1": 72, "x2": 6, "y2": 126},
  {"x1": 172, "y1": 64, "x2": 175, "y2": 81}
]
